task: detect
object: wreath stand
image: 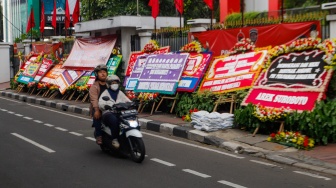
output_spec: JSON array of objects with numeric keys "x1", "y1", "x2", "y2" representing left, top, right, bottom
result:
[
  {"x1": 213, "y1": 94, "x2": 236, "y2": 114},
  {"x1": 252, "y1": 121, "x2": 285, "y2": 137},
  {"x1": 75, "y1": 92, "x2": 89, "y2": 102},
  {"x1": 49, "y1": 91, "x2": 59, "y2": 99},
  {"x1": 41, "y1": 89, "x2": 50, "y2": 97},
  {"x1": 81, "y1": 93, "x2": 90, "y2": 103},
  {"x1": 28, "y1": 87, "x2": 36, "y2": 95},
  {"x1": 154, "y1": 93, "x2": 179, "y2": 114},
  {"x1": 138, "y1": 100, "x2": 156, "y2": 115},
  {"x1": 16, "y1": 84, "x2": 25, "y2": 93}
]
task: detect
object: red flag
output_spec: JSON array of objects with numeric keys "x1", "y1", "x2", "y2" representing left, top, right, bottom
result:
[
  {"x1": 40, "y1": 2, "x2": 45, "y2": 33},
  {"x1": 65, "y1": 0, "x2": 70, "y2": 29},
  {"x1": 72, "y1": 0, "x2": 80, "y2": 25},
  {"x1": 26, "y1": 7, "x2": 35, "y2": 33},
  {"x1": 52, "y1": 0, "x2": 57, "y2": 28},
  {"x1": 203, "y1": 0, "x2": 213, "y2": 10},
  {"x1": 174, "y1": 0, "x2": 183, "y2": 15},
  {"x1": 148, "y1": 0, "x2": 159, "y2": 19}
]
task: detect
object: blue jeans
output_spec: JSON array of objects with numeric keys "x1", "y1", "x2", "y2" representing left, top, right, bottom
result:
[
  {"x1": 92, "y1": 109, "x2": 103, "y2": 137},
  {"x1": 102, "y1": 112, "x2": 120, "y2": 139}
]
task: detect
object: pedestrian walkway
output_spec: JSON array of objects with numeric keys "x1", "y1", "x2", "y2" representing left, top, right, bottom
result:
[{"x1": 0, "y1": 82, "x2": 335, "y2": 176}]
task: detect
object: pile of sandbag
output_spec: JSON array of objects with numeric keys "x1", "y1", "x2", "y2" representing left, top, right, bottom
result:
[{"x1": 191, "y1": 111, "x2": 234, "y2": 132}]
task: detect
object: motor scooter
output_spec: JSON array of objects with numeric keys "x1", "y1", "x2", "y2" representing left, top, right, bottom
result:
[{"x1": 95, "y1": 96, "x2": 145, "y2": 163}]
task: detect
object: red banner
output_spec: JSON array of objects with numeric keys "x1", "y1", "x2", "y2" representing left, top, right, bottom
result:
[
  {"x1": 32, "y1": 42, "x2": 63, "y2": 58},
  {"x1": 63, "y1": 35, "x2": 117, "y2": 70},
  {"x1": 242, "y1": 49, "x2": 333, "y2": 111},
  {"x1": 191, "y1": 21, "x2": 321, "y2": 57},
  {"x1": 34, "y1": 59, "x2": 53, "y2": 82},
  {"x1": 199, "y1": 50, "x2": 267, "y2": 93},
  {"x1": 125, "y1": 46, "x2": 170, "y2": 76},
  {"x1": 177, "y1": 52, "x2": 212, "y2": 92}
]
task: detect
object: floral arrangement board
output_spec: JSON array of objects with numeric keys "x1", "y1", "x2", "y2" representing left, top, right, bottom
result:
[
  {"x1": 86, "y1": 72, "x2": 96, "y2": 87},
  {"x1": 125, "y1": 46, "x2": 170, "y2": 76},
  {"x1": 33, "y1": 59, "x2": 54, "y2": 82},
  {"x1": 242, "y1": 49, "x2": 333, "y2": 111},
  {"x1": 177, "y1": 52, "x2": 213, "y2": 92},
  {"x1": 106, "y1": 55, "x2": 122, "y2": 75},
  {"x1": 62, "y1": 35, "x2": 117, "y2": 70},
  {"x1": 75, "y1": 71, "x2": 93, "y2": 86},
  {"x1": 199, "y1": 50, "x2": 267, "y2": 93},
  {"x1": 17, "y1": 62, "x2": 42, "y2": 84},
  {"x1": 55, "y1": 70, "x2": 86, "y2": 94},
  {"x1": 41, "y1": 64, "x2": 66, "y2": 85},
  {"x1": 125, "y1": 55, "x2": 148, "y2": 90},
  {"x1": 134, "y1": 53, "x2": 189, "y2": 94}
]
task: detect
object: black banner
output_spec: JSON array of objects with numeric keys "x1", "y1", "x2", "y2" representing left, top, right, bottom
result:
[{"x1": 263, "y1": 49, "x2": 326, "y2": 87}]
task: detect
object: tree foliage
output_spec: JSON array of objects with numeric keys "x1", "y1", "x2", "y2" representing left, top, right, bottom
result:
[
  {"x1": 80, "y1": 0, "x2": 329, "y2": 23},
  {"x1": 80, "y1": 0, "x2": 219, "y2": 22}
]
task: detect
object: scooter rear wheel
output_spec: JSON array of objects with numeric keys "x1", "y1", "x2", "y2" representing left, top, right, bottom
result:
[{"x1": 129, "y1": 136, "x2": 145, "y2": 163}]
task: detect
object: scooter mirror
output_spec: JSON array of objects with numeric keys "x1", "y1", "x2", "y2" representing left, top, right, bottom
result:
[{"x1": 102, "y1": 96, "x2": 110, "y2": 101}]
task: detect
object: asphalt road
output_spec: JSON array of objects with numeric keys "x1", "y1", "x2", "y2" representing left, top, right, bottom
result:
[{"x1": 0, "y1": 96, "x2": 335, "y2": 188}]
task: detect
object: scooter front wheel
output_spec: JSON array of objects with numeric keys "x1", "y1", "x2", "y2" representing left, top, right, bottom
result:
[{"x1": 128, "y1": 136, "x2": 145, "y2": 163}]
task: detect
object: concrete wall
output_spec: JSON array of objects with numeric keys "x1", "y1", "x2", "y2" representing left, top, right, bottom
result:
[
  {"x1": 0, "y1": 43, "x2": 11, "y2": 83},
  {"x1": 245, "y1": 0, "x2": 269, "y2": 12}
]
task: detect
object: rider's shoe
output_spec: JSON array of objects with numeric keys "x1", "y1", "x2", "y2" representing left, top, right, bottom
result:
[{"x1": 112, "y1": 139, "x2": 120, "y2": 149}]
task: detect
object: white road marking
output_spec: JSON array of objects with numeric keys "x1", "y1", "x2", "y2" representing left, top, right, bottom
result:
[
  {"x1": 44, "y1": 123, "x2": 54, "y2": 127},
  {"x1": 293, "y1": 171, "x2": 331, "y2": 181},
  {"x1": 23, "y1": 117, "x2": 33, "y2": 120},
  {"x1": 15, "y1": 114, "x2": 23, "y2": 117},
  {"x1": 143, "y1": 132, "x2": 244, "y2": 159},
  {"x1": 7, "y1": 111, "x2": 14, "y2": 114},
  {"x1": 34, "y1": 120, "x2": 43, "y2": 123},
  {"x1": 250, "y1": 160, "x2": 277, "y2": 167},
  {"x1": 27, "y1": 104, "x2": 91, "y2": 120},
  {"x1": 25, "y1": 103, "x2": 242, "y2": 159},
  {"x1": 11, "y1": 133, "x2": 55, "y2": 153},
  {"x1": 1, "y1": 109, "x2": 8, "y2": 111},
  {"x1": 0, "y1": 97, "x2": 22, "y2": 103},
  {"x1": 69, "y1": 132, "x2": 83, "y2": 136},
  {"x1": 86, "y1": 137, "x2": 96, "y2": 141},
  {"x1": 151, "y1": 158, "x2": 176, "y2": 167},
  {"x1": 55, "y1": 127, "x2": 68, "y2": 131},
  {"x1": 218, "y1": 180, "x2": 247, "y2": 188},
  {"x1": 182, "y1": 169, "x2": 211, "y2": 178}
]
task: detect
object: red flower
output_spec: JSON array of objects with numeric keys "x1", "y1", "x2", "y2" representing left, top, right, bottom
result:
[
  {"x1": 270, "y1": 133, "x2": 276, "y2": 138},
  {"x1": 182, "y1": 116, "x2": 186, "y2": 121}
]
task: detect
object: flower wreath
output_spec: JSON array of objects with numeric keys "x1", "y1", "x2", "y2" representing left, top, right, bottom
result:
[
  {"x1": 267, "y1": 131, "x2": 315, "y2": 150},
  {"x1": 253, "y1": 104, "x2": 290, "y2": 122},
  {"x1": 180, "y1": 40, "x2": 203, "y2": 53},
  {"x1": 229, "y1": 38, "x2": 255, "y2": 55},
  {"x1": 263, "y1": 38, "x2": 336, "y2": 70},
  {"x1": 142, "y1": 40, "x2": 160, "y2": 53}
]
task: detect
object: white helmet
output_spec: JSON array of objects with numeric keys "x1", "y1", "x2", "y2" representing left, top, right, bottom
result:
[{"x1": 106, "y1": 75, "x2": 120, "y2": 86}]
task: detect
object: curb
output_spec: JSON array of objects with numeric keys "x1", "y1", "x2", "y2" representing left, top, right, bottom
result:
[{"x1": 1, "y1": 90, "x2": 336, "y2": 176}]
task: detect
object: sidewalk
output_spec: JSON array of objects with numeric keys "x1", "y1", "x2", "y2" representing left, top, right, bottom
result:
[{"x1": 1, "y1": 81, "x2": 336, "y2": 176}]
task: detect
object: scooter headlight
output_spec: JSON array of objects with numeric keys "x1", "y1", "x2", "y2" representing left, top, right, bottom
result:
[{"x1": 129, "y1": 120, "x2": 139, "y2": 128}]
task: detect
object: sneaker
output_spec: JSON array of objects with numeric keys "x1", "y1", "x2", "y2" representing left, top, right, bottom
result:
[{"x1": 112, "y1": 139, "x2": 120, "y2": 149}]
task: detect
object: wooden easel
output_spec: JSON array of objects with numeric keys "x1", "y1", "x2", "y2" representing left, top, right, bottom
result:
[
  {"x1": 81, "y1": 93, "x2": 90, "y2": 103},
  {"x1": 138, "y1": 100, "x2": 156, "y2": 115},
  {"x1": 252, "y1": 121, "x2": 285, "y2": 137},
  {"x1": 155, "y1": 93, "x2": 179, "y2": 114},
  {"x1": 16, "y1": 84, "x2": 25, "y2": 93},
  {"x1": 213, "y1": 94, "x2": 236, "y2": 114}
]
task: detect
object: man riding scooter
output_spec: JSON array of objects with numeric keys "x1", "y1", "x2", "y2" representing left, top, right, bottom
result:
[{"x1": 98, "y1": 75, "x2": 131, "y2": 148}]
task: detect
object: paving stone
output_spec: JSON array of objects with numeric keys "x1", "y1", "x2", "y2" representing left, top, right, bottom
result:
[
  {"x1": 234, "y1": 135, "x2": 268, "y2": 145},
  {"x1": 254, "y1": 141, "x2": 288, "y2": 151}
]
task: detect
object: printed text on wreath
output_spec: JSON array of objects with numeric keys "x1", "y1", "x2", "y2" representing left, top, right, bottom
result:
[{"x1": 256, "y1": 92, "x2": 308, "y2": 105}]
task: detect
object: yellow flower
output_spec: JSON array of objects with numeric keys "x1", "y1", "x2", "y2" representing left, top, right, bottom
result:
[{"x1": 267, "y1": 137, "x2": 272, "y2": 142}]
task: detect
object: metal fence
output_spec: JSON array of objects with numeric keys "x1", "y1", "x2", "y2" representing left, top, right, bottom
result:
[{"x1": 131, "y1": 31, "x2": 189, "y2": 52}]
